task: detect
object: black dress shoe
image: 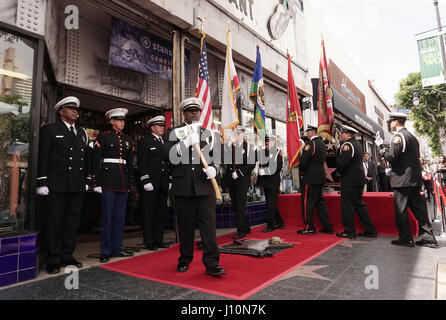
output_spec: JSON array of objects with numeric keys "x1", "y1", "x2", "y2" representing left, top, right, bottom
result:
[
  {"x1": 233, "y1": 233, "x2": 246, "y2": 240},
  {"x1": 155, "y1": 243, "x2": 170, "y2": 248},
  {"x1": 46, "y1": 264, "x2": 60, "y2": 275},
  {"x1": 111, "y1": 251, "x2": 134, "y2": 257},
  {"x1": 336, "y1": 232, "x2": 357, "y2": 239},
  {"x1": 146, "y1": 244, "x2": 158, "y2": 251},
  {"x1": 263, "y1": 227, "x2": 275, "y2": 232},
  {"x1": 415, "y1": 238, "x2": 439, "y2": 248},
  {"x1": 60, "y1": 259, "x2": 83, "y2": 268},
  {"x1": 357, "y1": 232, "x2": 378, "y2": 238},
  {"x1": 319, "y1": 228, "x2": 334, "y2": 234},
  {"x1": 297, "y1": 228, "x2": 316, "y2": 235},
  {"x1": 277, "y1": 224, "x2": 285, "y2": 229},
  {"x1": 205, "y1": 265, "x2": 226, "y2": 276},
  {"x1": 177, "y1": 262, "x2": 189, "y2": 272},
  {"x1": 100, "y1": 255, "x2": 110, "y2": 263},
  {"x1": 391, "y1": 239, "x2": 415, "y2": 247}
]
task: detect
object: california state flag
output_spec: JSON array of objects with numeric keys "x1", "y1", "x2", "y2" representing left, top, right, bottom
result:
[
  {"x1": 286, "y1": 53, "x2": 304, "y2": 169},
  {"x1": 221, "y1": 28, "x2": 240, "y2": 142}
]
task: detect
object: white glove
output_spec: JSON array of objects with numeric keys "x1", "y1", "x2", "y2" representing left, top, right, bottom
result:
[
  {"x1": 85, "y1": 185, "x2": 89, "y2": 192},
  {"x1": 385, "y1": 168, "x2": 391, "y2": 176},
  {"x1": 93, "y1": 186, "x2": 102, "y2": 193},
  {"x1": 375, "y1": 131, "x2": 383, "y2": 147},
  {"x1": 232, "y1": 171, "x2": 238, "y2": 180},
  {"x1": 259, "y1": 168, "x2": 266, "y2": 176},
  {"x1": 183, "y1": 132, "x2": 200, "y2": 149},
  {"x1": 36, "y1": 186, "x2": 49, "y2": 196},
  {"x1": 144, "y1": 183, "x2": 154, "y2": 191},
  {"x1": 169, "y1": 183, "x2": 172, "y2": 190},
  {"x1": 203, "y1": 166, "x2": 217, "y2": 179}
]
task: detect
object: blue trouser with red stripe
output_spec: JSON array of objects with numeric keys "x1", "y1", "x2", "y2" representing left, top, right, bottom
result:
[{"x1": 100, "y1": 190, "x2": 128, "y2": 255}]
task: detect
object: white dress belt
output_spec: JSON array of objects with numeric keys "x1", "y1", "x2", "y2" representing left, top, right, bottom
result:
[{"x1": 103, "y1": 158, "x2": 126, "y2": 164}]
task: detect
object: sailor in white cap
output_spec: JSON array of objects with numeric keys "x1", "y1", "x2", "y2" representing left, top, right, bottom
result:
[
  {"x1": 91, "y1": 107, "x2": 135, "y2": 262},
  {"x1": 222, "y1": 125, "x2": 256, "y2": 239},
  {"x1": 257, "y1": 133, "x2": 285, "y2": 232},
  {"x1": 36, "y1": 96, "x2": 88, "y2": 274},
  {"x1": 376, "y1": 111, "x2": 438, "y2": 248},
  {"x1": 298, "y1": 123, "x2": 333, "y2": 235},
  {"x1": 163, "y1": 97, "x2": 225, "y2": 276},
  {"x1": 138, "y1": 115, "x2": 171, "y2": 250},
  {"x1": 336, "y1": 124, "x2": 377, "y2": 239}
]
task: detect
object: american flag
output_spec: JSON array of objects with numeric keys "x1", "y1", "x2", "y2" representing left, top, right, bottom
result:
[{"x1": 195, "y1": 31, "x2": 213, "y2": 130}]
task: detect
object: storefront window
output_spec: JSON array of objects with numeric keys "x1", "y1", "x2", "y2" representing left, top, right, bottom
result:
[{"x1": 0, "y1": 31, "x2": 34, "y2": 234}]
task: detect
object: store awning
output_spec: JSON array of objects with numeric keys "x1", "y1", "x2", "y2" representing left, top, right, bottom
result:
[{"x1": 331, "y1": 88, "x2": 385, "y2": 138}]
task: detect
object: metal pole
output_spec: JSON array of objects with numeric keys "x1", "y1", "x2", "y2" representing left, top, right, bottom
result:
[{"x1": 434, "y1": 0, "x2": 446, "y2": 82}]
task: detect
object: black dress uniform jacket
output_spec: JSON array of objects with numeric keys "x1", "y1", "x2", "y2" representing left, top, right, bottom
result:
[
  {"x1": 257, "y1": 146, "x2": 283, "y2": 189},
  {"x1": 299, "y1": 136, "x2": 326, "y2": 185},
  {"x1": 381, "y1": 128, "x2": 423, "y2": 188},
  {"x1": 163, "y1": 124, "x2": 218, "y2": 197},
  {"x1": 337, "y1": 138, "x2": 366, "y2": 187},
  {"x1": 91, "y1": 130, "x2": 134, "y2": 192},
  {"x1": 138, "y1": 134, "x2": 170, "y2": 190},
  {"x1": 222, "y1": 141, "x2": 256, "y2": 188},
  {"x1": 37, "y1": 121, "x2": 89, "y2": 192}
]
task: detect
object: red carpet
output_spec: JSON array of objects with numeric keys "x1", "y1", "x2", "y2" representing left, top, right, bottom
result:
[
  {"x1": 100, "y1": 226, "x2": 343, "y2": 300},
  {"x1": 279, "y1": 192, "x2": 419, "y2": 236}
]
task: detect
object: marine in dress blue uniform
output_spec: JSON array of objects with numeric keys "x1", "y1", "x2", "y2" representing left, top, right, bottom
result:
[
  {"x1": 36, "y1": 97, "x2": 88, "y2": 274},
  {"x1": 138, "y1": 116, "x2": 171, "y2": 250},
  {"x1": 376, "y1": 112, "x2": 437, "y2": 248},
  {"x1": 91, "y1": 108, "x2": 135, "y2": 262}
]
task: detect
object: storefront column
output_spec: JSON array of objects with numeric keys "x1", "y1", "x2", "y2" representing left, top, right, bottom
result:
[{"x1": 172, "y1": 30, "x2": 182, "y2": 126}]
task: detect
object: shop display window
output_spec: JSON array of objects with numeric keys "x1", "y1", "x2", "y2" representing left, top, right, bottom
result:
[{"x1": 0, "y1": 31, "x2": 34, "y2": 235}]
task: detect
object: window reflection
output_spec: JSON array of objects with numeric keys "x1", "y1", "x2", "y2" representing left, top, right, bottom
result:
[{"x1": 0, "y1": 31, "x2": 33, "y2": 234}]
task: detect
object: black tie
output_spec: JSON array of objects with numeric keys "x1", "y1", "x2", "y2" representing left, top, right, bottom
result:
[{"x1": 69, "y1": 126, "x2": 76, "y2": 140}]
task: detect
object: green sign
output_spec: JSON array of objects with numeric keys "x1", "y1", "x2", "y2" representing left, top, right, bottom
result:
[{"x1": 417, "y1": 34, "x2": 445, "y2": 87}]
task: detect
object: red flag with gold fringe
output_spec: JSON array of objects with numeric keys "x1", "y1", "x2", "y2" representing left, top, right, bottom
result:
[
  {"x1": 317, "y1": 39, "x2": 334, "y2": 141},
  {"x1": 286, "y1": 53, "x2": 304, "y2": 170}
]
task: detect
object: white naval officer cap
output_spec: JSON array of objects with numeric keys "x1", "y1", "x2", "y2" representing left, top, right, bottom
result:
[
  {"x1": 179, "y1": 97, "x2": 204, "y2": 112},
  {"x1": 105, "y1": 108, "x2": 128, "y2": 120},
  {"x1": 54, "y1": 96, "x2": 80, "y2": 111},
  {"x1": 146, "y1": 115, "x2": 165, "y2": 127},
  {"x1": 341, "y1": 125, "x2": 358, "y2": 134},
  {"x1": 305, "y1": 123, "x2": 318, "y2": 131},
  {"x1": 265, "y1": 134, "x2": 277, "y2": 141},
  {"x1": 236, "y1": 125, "x2": 246, "y2": 133},
  {"x1": 388, "y1": 112, "x2": 409, "y2": 121}
]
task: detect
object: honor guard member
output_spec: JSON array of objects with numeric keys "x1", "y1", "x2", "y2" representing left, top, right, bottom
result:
[
  {"x1": 222, "y1": 126, "x2": 256, "y2": 239},
  {"x1": 257, "y1": 134, "x2": 285, "y2": 232},
  {"x1": 336, "y1": 125, "x2": 377, "y2": 239},
  {"x1": 297, "y1": 124, "x2": 333, "y2": 235},
  {"x1": 163, "y1": 97, "x2": 226, "y2": 276},
  {"x1": 92, "y1": 108, "x2": 135, "y2": 263},
  {"x1": 376, "y1": 112, "x2": 437, "y2": 248},
  {"x1": 36, "y1": 96, "x2": 88, "y2": 274},
  {"x1": 138, "y1": 116, "x2": 171, "y2": 251}
]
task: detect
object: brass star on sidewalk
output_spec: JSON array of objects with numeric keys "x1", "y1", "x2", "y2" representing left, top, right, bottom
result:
[
  {"x1": 339, "y1": 239, "x2": 369, "y2": 248},
  {"x1": 280, "y1": 265, "x2": 332, "y2": 281}
]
